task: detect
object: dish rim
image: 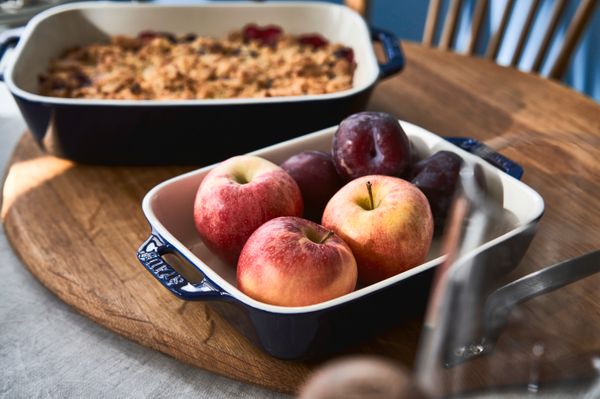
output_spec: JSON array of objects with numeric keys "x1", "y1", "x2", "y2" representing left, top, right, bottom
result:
[
  {"x1": 140, "y1": 120, "x2": 545, "y2": 315},
  {"x1": 4, "y1": 0, "x2": 380, "y2": 106}
]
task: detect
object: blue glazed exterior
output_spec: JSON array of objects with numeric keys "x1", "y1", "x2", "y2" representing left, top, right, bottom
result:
[
  {"x1": 12, "y1": 90, "x2": 373, "y2": 165},
  {"x1": 444, "y1": 137, "x2": 525, "y2": 180},
  {"x1": 208, "y1": 273, "x2": 433, "y2": 360},
  {"x1": 137, "y1": 230, "x2": 434, "y2": 360},
  {"x1": 137, "y1": 207, "x2": 539, "y2": 360}
]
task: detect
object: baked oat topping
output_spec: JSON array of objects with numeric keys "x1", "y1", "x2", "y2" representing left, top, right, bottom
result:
[{"x1": 38, "y1": 25, "x2": 356, "y2": 100}]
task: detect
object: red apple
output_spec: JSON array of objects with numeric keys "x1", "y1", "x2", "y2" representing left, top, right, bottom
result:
[
  {"x1": 194, "y1": 155, "x2": 303, "y2": 265},
  {"x1": 280, "y1": 150, "x2": 344, "y2": 223},
  {"x1": 332, "y1": 112, "x2": 411, "y2": 182},
  {"x1": 322, "y1": 175, "x2": 433, "y2": 285},
  {"x1": 237, "y1": 216, "x2": 357, "y2": 307}
]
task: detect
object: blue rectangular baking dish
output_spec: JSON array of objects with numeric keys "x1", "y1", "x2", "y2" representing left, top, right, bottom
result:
[
  {"x1": 0, "y1": 1, "x2": 404, "y2": 165},
  {"x1": 136, "y1": 121, "x2": 544, "y2": 360}
]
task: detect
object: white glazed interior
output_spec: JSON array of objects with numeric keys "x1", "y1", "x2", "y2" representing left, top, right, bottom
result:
[
  {"x1": 142, "y1": 121, "x2": 545, "y2": 314},
  {"x1": 5, "y1": 1, "x2": 380, "y2": 105}
]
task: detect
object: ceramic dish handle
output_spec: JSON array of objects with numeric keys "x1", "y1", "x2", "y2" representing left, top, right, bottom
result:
[
  {"x1": 137, "y1": 233, "x2": 230, "y2": 301},
  {"x1": 370, "y1": 26, "x2": 405, "y2": 79},
  {"x1": 0, "y1": 27, "x2": 24, "y2": 82},
  {"x1": 445, "y1": 137, "x2": 524, "y2": 180}
]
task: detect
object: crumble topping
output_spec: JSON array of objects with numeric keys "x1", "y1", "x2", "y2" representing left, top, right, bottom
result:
[{"x1": 38, "y1": 25, "x2": 356, "y2": 100}]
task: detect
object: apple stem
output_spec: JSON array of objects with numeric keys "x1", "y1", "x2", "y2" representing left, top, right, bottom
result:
[
  {"x1": 319, "y1": 231, "x2": 334, "y2": 244},
  {"x1": 367, "y1": 181, "x2": 374, "y2": 210}
]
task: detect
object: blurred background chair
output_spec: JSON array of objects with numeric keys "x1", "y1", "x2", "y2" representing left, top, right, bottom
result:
[{"x1": 345, "y1": 0, "x2": 598, "y2": 90}]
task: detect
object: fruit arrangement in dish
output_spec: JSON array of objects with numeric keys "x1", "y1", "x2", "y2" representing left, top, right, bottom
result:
[
  {"x1": 192, "y1": 111, "x2": 465, "y2": 306},
  {"x1": 38, "y1": 24, "x2": 356, "y2": 100},
  {"x1": 138, "y1": 111, "x2": 541, "y2": 359}
]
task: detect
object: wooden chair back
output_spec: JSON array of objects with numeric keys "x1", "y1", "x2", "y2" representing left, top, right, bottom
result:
[{"x1": 345, "y1": 0, "x2": 598, "y2": 80}]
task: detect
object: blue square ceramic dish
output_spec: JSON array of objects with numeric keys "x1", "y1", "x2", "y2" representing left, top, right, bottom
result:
[
  {"x1": 136, "y1": 121, "x2": 544, "y2": 360},
  {"x1": 1, "y1": 1, "x2": 404, "y2": 165}
]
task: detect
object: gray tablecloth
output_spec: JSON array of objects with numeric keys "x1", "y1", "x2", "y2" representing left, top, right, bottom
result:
[{"x1": 0, "y1": 83, "x2": 291, "y2": 399}]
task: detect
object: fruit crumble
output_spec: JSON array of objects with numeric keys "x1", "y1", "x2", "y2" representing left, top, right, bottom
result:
[{"x1": 38, "y1": 24, "x2": 356, "y2": 100}]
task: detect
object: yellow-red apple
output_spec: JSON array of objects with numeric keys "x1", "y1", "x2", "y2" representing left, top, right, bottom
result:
[
  {"x1": 193, "y1": 155, "x2": 303, "y2": 265},
  {"x1": 237, "y1": 216, "x2": 357, "y2": 307},
  {"x1": 322, "y1": 175, "x2": 433, "y2": 285}
]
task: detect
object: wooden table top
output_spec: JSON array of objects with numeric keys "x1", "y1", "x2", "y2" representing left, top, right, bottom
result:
[
  {"x1": 370, "y1": 41, "x2": 600, "y2": 396},
  {"x1": 2, "y1": 41, "x2": 600, "y2": 396}
]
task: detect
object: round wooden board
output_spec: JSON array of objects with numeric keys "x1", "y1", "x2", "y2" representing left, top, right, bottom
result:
[{"x1": 0, "y1": 132, "x2": 424, "y2": 395}]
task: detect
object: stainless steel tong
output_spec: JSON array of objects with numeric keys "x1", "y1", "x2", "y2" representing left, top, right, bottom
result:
[
  {"x1": 446, "y1": 248, "x2": 600, "y2": 367},
  {"x1": 417, "y1": 161, "x2": 600, "y2": 369}
]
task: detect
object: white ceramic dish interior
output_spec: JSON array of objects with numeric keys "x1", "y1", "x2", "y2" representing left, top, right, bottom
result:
[
  {"x1": 141, "y1": 121, "x2": 545, "y2": 314},
  {"x1": 5, "y1": 1, "x2": 380, "y2": 105}
]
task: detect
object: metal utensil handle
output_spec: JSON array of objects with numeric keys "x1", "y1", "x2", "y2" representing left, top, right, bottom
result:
[
  {"x1": 370, "y1": 26, "x2": 405, "y2": 79},
  {"x1": 484, "y1": 248, "x2": 600, "y2": 339},
  {"x1": 0, "y1": 27, "x2": 24, "y2": 82},
  {"x1": 445, "y1": 137, "x2": 524, "y2": 180},
  {"x1": 137, "y1": 233, "x2": 230, "y2": 301}
]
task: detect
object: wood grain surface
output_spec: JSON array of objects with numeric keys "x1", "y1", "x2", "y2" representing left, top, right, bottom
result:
[{"x1": 2, "y1": 41, "x2": 600, "y2": 395}]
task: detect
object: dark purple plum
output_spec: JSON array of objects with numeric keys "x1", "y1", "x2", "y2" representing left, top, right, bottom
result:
[
  {"x1": 332, "y1": 112, "x2": 410, "y2": 181},
  {"x1": 280, "y1": 150, "x2": 344, "y2": 223},
  {"x1": 401, "y1": 139, "x2": 421, "y2": 180},
  {"x1": 410, "y1": 150, "x2": 463, "y2": 233}
]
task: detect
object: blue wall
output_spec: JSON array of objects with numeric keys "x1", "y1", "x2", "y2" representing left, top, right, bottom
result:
[{"x1": 367, "y1": 0, "x2": 600, "y2": 103}]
